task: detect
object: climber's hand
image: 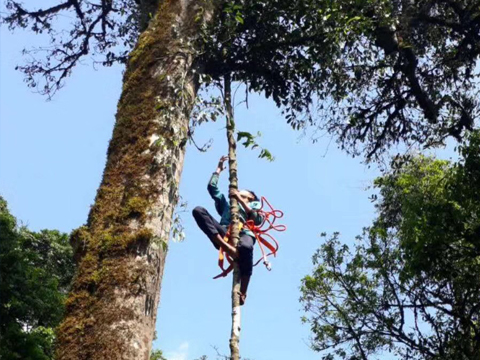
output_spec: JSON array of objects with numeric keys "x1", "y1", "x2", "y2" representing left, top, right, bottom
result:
[
  {"x1": 229, "y1": 188, "x2": 240, "y2": 200},
  {"x1": 217, "y1": 156, "x2": 228, "y2": 172}
]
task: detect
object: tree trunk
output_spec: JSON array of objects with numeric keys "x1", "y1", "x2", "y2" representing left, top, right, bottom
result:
[
  {"x1": 224, "y1": 74, "x2": 241, "y2": 360},
  {"x1": 56, "y1": 1, "x2": 218, "y2": 359}
]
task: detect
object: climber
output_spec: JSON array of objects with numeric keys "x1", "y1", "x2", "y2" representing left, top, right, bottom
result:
[{"x1": 192, "y1": 155, "x2": 263, "y2": 306}]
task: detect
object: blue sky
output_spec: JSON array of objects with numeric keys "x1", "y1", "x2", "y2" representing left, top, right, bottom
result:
[{"x1": 1, "y1": 23, "x2": 455, "y2": 360}]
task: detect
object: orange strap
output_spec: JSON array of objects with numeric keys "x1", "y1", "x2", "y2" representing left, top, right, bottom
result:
[
  {"x1": 213, "y1": 223, "x2": 242, "y2": 279},
  {"x1": 213, "y1": 197, "x2": 286, "y2": 279}
]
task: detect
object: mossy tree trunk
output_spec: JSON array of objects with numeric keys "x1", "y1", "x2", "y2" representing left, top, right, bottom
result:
[
  {"x1": 56, "y1": 1, "x2": 218, "y2": 359},
  {"x1": 224, "y1": 74, "x2": 241, "y2": 360}
]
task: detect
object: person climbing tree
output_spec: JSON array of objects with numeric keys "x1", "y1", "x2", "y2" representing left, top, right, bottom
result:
[{"x1": 192, "y1": 155, "x2": 263, "y2": 305}]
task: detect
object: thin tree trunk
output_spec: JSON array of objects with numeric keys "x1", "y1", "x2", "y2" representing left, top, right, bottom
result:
[
  {"x1": 56, "y1": 1, "x2": 219, "y2": 359},
  {"x1": 225, "y1": 73, "x2": 241, "y2": 360}
]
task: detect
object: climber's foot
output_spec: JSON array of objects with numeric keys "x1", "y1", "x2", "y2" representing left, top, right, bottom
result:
[
  {"x1": 238, "y1": 292, "x2": 247, "y2": 306},
  {"x1": 212, "y1": 234, "x2": 238, "y2": 259}
]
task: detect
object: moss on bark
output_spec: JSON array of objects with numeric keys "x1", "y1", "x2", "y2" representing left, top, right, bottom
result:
[{"x1": 55, "y1": 0, "x2": 207, "y2": 358}]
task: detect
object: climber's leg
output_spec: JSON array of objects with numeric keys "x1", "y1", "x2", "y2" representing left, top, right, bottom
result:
[
  {"x1": 237, "y1": 233, "x2": 255, "y2": 305},
  {"x1": 192, "y1": 206, "x2": 238, "y2": 258}
]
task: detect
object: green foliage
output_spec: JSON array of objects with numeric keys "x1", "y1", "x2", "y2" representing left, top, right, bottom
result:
[
  {"x1": 201, "y1": 0, "x2": 480, "y2": 160},
  {"x1": 189, "y1": 91, "x2": 224, "y2": 152},
  {"x1": 6, "y1": 0, "x2": 480, "y2": 160},
  {"x1": 374, "y1": 136, "x2": 480, "y2": 281},
  {"x1": 237, "y1": 131, "x2": 275, "y2": 161},
  {"x1": 170, "y1": 197, "x2": 188, "y2": 243},
  {"x1": 0, "y1": 196, "x2": 74, "y2": 360},
  {"x1": 301, "y1": 132, "x2": 480, "y2": 360},
  {"x1": 150, "y1": 349, "x2": 167, "y2": 360}
]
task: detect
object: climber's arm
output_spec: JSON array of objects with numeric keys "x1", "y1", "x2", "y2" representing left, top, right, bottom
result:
[
  {"x1": 208, "y1": 156, "x2": 229, "y2": 215},
  {"x1": 230, "y1": 190, "x2": 264, "y2": 225}
]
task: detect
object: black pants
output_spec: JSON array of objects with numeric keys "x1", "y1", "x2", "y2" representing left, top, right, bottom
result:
[{"x1": 192, "y1": 206, "x2": 255, "y2": 277}]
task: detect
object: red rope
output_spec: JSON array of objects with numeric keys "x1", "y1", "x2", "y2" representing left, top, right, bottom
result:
[{"x1": 213, "y1": 196, "x2": 286, "y2": 279}]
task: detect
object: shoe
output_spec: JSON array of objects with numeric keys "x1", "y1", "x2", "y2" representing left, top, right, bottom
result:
[{"x1": 238, "y1": 292, "x2": 247, "y2": 306}]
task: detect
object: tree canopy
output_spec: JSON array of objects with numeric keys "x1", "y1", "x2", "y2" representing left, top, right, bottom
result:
[
  {"x1": 2, "y1": 0, "x2": 154, "y2": 95},
  {"x1": 202, "y1": 0, "x2": 480, "y2": 160},
  {"x1": 0, "y1": 197, "x2": 74, "y2": 360},
  {"x1": 3, "y1": 0, "x2": 480, "y2": 159},
  {"x1": 300, "y1": 131, "x2": 480, "y2": 360}
]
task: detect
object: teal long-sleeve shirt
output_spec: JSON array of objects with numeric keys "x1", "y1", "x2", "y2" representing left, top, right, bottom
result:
[{"x1": 207, "y1": 172, "x2": 262, "y2": 237}]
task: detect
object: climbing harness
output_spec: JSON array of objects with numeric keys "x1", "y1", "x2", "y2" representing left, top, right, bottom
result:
[{"x1": 213, "y1": 197, "x2": 286, "y2": 279}]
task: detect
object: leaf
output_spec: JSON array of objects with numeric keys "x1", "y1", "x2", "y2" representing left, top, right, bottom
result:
[
  {"x1": 161, "y1": 239, "x2": 168, "y2": 252},
  {"x1": 237, "y1": 131, "x2": 254, "y2": 142},
  {"x1": 259, "y1": 149, "x2": 275, "y2": 161},
  {"x1": 235, "y1": 15, "x2": 244, "y2": 24},
  {"x1": 346, "y1": 16, "x2": 362, "y2": 25}
]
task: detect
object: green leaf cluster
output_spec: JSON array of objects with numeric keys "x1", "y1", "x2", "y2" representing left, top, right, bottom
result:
[
  {"x1": 301, "y1": 131, "x2": 480, "y2": 360},
  {"x1": 0, "y1": 196, "x2": 74, "y2": 360},
  {"x1": 237, "y1": 131, "x2": 275, "y2": 161},
  {"x1": 150, "y1": 349, "x2": 167, "y2": 360}
]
